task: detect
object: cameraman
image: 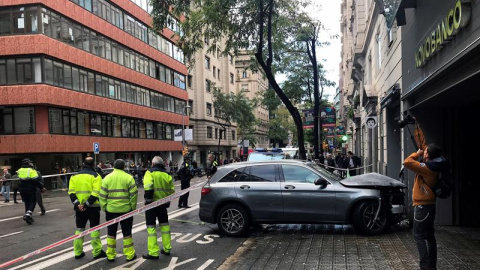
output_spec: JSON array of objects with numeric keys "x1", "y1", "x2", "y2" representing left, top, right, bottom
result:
[{"x1": 402, "y1": 118, "x2": 447, "y2": 270}]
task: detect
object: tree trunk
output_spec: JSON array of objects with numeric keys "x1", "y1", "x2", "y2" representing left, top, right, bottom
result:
[{"x1": 255, "y1": 54, "x2": 306, "y2": 160}]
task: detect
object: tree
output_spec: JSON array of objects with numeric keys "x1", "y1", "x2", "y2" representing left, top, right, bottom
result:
[
  {"x1": 212, "y1": 88, "x2": 257, "y2": 152},
  {"x1": 268, "y1": 106, "x2": 296, "y2": 147},
  {"x1": 151, "y1": 0, "x2": 315, "y2": 160}
]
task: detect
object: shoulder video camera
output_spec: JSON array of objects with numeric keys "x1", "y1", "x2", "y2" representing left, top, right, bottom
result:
[{"x1": 398, "y1": 114, "x2": 415, "y2": 128}]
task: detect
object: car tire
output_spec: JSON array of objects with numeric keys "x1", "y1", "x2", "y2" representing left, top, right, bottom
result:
[
  {"x1": 352, "y1": 201, "x2": 388, "y2": 236},
  {"x1": 216, "y1": 204, "x2": 250, "y2": 237}
]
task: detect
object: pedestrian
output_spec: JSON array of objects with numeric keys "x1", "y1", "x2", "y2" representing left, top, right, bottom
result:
[
  {"x1": 142, "y1": 156, "x2": 175, "y2": 260},
  {"x1": 99, "y1": 159, "x2": 138, "y2": 262},
  {"x1": 404, "y1": 143, "x2": 447, "y2": 270},
  {"x1": 1, "y1": 170, "x2": 11, "y2": 203},
  {"x1": 68, "y1": 157, "x2": 106, "y2": 260},
  {"x1": 326, "y1": 153, "x2": 335, "y2": 173},
  {"x1": 137, "y1": 162, "x2": 144, "y2": 187},
  {"x1": 61, "y1": 167, "x2": 68, "y2": 191},
  {"x1": 17, "y1": 158, "x2": 46, "y2": 224},
  {"x1": 206, "y1": 154, "x2": 218, "y2": 180},
  {"x1": 95, "y1": 162, "x2": 105, "y2": 178},
  {"x1": 347, "y1": 151, "x2": 360, "y2": 176},
  {"x1": 35, "y1": 170, "x2": 46, "y2": 215},
  {"x1": 66, "y1": 166, "x2": 72, "y2": 188},
  {"x1": 177, "y1": 159, "x2": 192, "y2": 208}
]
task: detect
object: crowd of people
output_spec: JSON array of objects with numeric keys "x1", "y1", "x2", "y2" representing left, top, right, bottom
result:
[{"x1": 315, "y1": 151, "x2": 362, "y2": 177}]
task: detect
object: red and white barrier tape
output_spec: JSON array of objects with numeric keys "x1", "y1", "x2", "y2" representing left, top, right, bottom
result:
[
  {"x1": 0, "y1": 168, "x2": 115, "y2": 182},
  {"x1": 0, "y1": 180, "x2": 207, "y2": 269}
]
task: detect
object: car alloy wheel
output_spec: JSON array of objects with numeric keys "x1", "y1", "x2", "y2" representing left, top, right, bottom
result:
[
  {"x1": 352, "y1": 201, "x2": 388, "y2": 236},
  {"x1": 217, "y1": 204, "x2": 249, "y2": 236}
]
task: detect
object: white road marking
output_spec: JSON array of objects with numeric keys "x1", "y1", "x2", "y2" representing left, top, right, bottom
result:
[
  {"x1": 0, "y1": 209, "x2": 60, "y2": 223},
  {"x1": 0, "y1": 231, "x2": 23, "y2": 239},
  {"x1": 14, "y1": 204, "x2": 200, "y2": 270},
  {"x1": 198, "y1": 259, "x2": 215, "y2": 270},
  {"x1": 73, "y1": 254, "x2": 122, "y2": 270}
]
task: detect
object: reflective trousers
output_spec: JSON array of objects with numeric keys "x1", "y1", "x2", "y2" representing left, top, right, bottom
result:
[
  {"x1": 73, "y1": 207, "x2": 102, "y2": 257},
  {"x1": 145, "y1": 205, "x2": 171, "y2": 256},
  {"x1": 105, "y1": 211, "x2": 135, "y2": 260}
]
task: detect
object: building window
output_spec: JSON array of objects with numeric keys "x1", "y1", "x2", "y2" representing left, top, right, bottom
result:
[
  {"x1": 204, "y1": 56, "x2": 210, "y2": 69},
  {"x1": 215, "y1": 128, "x2": 218, "y2": 139},
  {"x1": 228, "y1": 54, "x2": 233, "y2": 64},
  {"x1": 188, "y1": 100, "x2": 193, "y2": 115},
  {"x1": 213, "y1": 66, "x2": 216, "y2": 78},
  {"x1": 187, "y1": 75, "x2": 192, "y2": 88},
  {"x1": 207, "y1": 126, "x2": 212, "y2": 138},
  {"x1": 242, "y1": 70, "x2": 247, "y2": 78},
  {"x1": 1, "y1": 107, "x2": 35, "y2": 134},
  {"x1": 217, "y1": 69, "x2": 220, "y2": 80},
  {"x1": 205, "y1": 79, "x2": 211, "y2": 92},
  {"x1": 206, "y1": 103, "x2": 212, "y2": 116},
  {"x1": 204, "y1": 35, "x2": 209, "y2": 45},
  {"x1": 232, "y1": 130, "x2": 235, "y2": 140}
]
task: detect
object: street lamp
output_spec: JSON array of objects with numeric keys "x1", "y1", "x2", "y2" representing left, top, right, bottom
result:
[{"x1": 182, "y1": 104, "x2": 191, "y2": 157}]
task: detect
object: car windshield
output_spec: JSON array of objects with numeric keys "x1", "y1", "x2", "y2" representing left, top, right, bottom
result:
[
  {"x1": 308, "y1": 163, "x2": 343, "y2": 181},
  {"x1": 247, "y1": 152, "x2": 285, "y2": 161}
]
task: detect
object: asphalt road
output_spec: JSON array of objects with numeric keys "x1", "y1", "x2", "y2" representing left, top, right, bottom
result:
[{"x1": 0, "y1": 176, "x2": 249, "y2": 270}]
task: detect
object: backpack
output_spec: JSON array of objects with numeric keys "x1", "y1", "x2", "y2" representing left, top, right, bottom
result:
[{"x1": 433, "y1": 158, "x2": 452, "y2": 199}]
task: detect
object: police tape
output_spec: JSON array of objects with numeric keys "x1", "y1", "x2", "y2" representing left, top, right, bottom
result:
[
  {"x1": 317, "y1": 163, "x2": 373, "y2": 171},
  {"x1": 0, "y1": 169, "x2": 115, "y2": 182},
  {"x1": 0, "y1": 180, "x2": 207, "y2": 269}
]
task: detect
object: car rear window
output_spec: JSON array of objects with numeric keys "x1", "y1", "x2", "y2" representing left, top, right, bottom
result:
[
  {"x1": 242, "y1": 165, "x2": 277, "y2": 182},
  {"x1": 219, "y1": 168, "x2": 248, "y2": 182}
]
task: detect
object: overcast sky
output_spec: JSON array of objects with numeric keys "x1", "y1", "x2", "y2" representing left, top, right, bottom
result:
[{"x1": 314, "y1": 1, "x2": 342, "y2": 102}]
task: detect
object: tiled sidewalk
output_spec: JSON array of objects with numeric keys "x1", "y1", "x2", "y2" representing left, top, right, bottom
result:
[{"x1": 220, "y1": 225, "x2": 480, "y2": 270}]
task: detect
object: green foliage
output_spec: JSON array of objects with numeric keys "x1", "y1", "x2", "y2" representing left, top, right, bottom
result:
[
  {"x1": 268, "y1": 106, "x2": 296, "y2": 143},
  {"x1": 261, "y1": 88, "x2": 282, "y2": 112},
  {"x1": 212, "y1": 88, "x2": 257, "y2": 136},
  {"x1": 150, "y1": 0, "x2": 334, "y2": 160}
]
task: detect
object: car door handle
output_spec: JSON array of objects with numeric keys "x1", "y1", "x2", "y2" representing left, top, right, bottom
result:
[
  {"x1": 240, "y1": 185, "x2": 250, "y2": 189},
  {"x1": 284, "y1": 185, "x2": 296, "y2": 190}
]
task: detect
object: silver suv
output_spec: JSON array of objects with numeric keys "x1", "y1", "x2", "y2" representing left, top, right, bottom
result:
[{"x1": 199, "y1": 160, "x2": 406, "y2": 236}]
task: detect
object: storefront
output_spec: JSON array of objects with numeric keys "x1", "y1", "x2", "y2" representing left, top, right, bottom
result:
[{"x1": 399, "y1": 0, "x2": 480, "y2": 225}]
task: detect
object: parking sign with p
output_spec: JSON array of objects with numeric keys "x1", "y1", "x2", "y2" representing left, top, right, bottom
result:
[{"x1": 93, "y1": 142, "x2": 100, "y2": 154}]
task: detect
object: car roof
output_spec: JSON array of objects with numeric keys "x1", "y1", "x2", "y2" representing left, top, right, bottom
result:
[{"x1": 222, "y1": 159, "x2": 311, "y2": 168}]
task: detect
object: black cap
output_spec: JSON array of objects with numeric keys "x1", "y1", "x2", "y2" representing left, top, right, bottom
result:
[{"x1": 22, "y1": 158, "x2": 33, "y2": 165}]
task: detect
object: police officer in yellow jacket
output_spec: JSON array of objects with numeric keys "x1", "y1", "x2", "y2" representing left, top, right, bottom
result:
[
  {"x1": 68, "y1": 157, "x2": 106, "y2": 260},
  {"x1": 142, "y1": 156, "x2": 175, "y2": 260},
  {"x1": 99, "y1": 159, "x2": 138, "y2": 262},
  {"x1": 17, "y1": 158, "x2": 45, "y2": 225}
]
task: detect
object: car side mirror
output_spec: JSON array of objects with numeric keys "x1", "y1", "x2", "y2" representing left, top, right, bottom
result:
[{"x1": 314, "y1": 178, "x2": 330, "y2": 187}]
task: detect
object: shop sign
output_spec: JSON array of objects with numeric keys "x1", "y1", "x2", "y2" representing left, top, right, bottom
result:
[{"x1": 415, "y1": 0, "x2": 471, "y2": 68}]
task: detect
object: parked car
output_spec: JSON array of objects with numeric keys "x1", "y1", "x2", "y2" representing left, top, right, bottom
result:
[
  {"x1": 247, "y1": 148, "x2": 285, "y2": 161},
  {"x1": 199, "y1": 160, "x2": 406, "y2": 236}
]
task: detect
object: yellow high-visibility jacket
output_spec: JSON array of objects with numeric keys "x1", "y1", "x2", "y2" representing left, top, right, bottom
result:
[
  {"x1": 143, "y1": 165, "x2": 174, "y2": 204},
  {"x1": 99, "y1": 169, "x2": 137, "y2": 213},
  {"x1": 68, "y1": 168, "x2": 102, "y2": 208}
]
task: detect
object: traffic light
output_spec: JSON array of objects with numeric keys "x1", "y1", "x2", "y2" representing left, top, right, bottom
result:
[
  {"x1": 342, "y1": 135, "x2": 348, "y2": 142},
  {"x1": 182, "y1": 146, "x2": 188, "y2": 156}
]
